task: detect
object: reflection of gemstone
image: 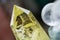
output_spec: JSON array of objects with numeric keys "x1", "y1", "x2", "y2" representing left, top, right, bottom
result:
[
  {"x1": 16, "y1": 15, "x2": 22, "y2": 26},
  {"x1": 29, "y1": 27, "x2": 33, "y2": 32}
]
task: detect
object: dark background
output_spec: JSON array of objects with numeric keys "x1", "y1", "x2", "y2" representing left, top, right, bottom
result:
[{"x1": 0, "y1": 0, "x2": 54, "y2": 40}]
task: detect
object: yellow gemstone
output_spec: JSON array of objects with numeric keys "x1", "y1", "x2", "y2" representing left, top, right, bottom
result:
[{"x1": 10, "y1": 5, "x2": 50, "y2": 40}]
